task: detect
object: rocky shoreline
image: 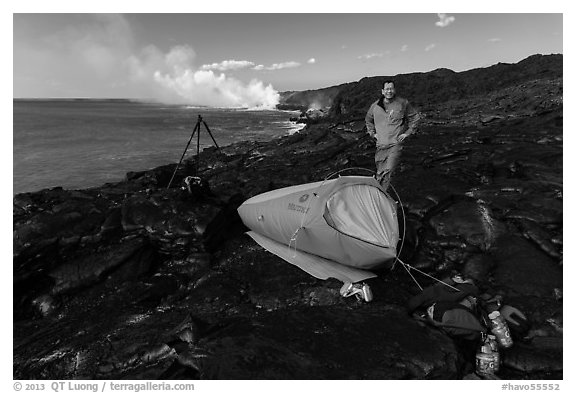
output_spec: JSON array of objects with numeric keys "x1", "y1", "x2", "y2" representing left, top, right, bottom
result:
[{"x1": 14, "y1": 59, "x2": 562, "y2": 379}]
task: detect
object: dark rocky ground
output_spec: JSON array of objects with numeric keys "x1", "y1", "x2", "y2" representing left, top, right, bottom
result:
[{"x1": 14, "y1": 69, "x2": 562, "y2": 380}]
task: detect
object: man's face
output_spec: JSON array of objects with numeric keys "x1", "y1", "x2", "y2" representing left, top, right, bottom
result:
[{"x1": 382, "y1": 83, "x2": 396, "y2": 100}]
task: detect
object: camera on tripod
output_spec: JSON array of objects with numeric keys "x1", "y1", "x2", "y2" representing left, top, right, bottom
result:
[{"x1": 167, "y1": 114, "x2": 221, "y2": 191}]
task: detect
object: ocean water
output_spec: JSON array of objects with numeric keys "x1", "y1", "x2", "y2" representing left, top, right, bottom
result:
[{"x1": 13, "y1": 100, "x2": 304, "y2": 194}]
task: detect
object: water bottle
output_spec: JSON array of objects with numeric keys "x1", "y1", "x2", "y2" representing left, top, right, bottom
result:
[
  {"x1": 361, "y1": 283, "x2": 373, "y2": 302},
  {"x1": 475, "y1": 340, "x2": 497, "y2": 375},
  {"x1": 486, "y1": 335, "x2": 500, "y2": 372},
  {"x1": 489, "y1": 311, "x2": 513, "y2": 348}
]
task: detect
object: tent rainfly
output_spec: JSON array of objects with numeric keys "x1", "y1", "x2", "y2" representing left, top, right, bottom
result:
[{"x1": 237, "y1": 175, "x2": 400, "y2": 283}]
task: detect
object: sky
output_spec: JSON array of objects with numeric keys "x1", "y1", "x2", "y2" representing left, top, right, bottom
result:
[{"x1": 12, "y1": 9, "x2": 563, "y2": 108}]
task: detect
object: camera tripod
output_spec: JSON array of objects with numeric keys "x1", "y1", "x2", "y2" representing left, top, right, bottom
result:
[{"x1": 167, "y1": 114, "x2": 221, "y2": 189}]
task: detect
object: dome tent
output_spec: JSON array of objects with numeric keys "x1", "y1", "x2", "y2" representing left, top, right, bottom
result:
[{"x1": 237, "y1": 175, "x2": 400, "y2": 283}]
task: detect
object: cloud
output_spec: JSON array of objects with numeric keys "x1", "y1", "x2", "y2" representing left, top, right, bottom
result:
[
  {"x1": 425, "y1": 43, "x2": 436, "y2": 52},
  {"x1": 307, "y1": 58, "x2": 316, "y2": 64},
  {"x1": 200, "y1": 60, "x2": 256, "y2": 71},
  {"x1": 488, "y1": 38, "x2": 502, "y2": 43},
  {"x1": 435, "y1": 13, "x2": 455, "y2": 27},
  {"x1": 401, "y1": 45, "x2": 408, "y2": 52},
  {"x1": 199, "y1": 58, "x2": 304, "y2": 72},
  {"x1": 253, "y1": 61, "x2": 301, "y2": 71},
  {"x1": 358, "y1": 53, "x2": 384, "y2": 60}
]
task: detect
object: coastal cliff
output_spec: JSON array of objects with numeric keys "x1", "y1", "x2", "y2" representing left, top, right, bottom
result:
[{"x1": 14, "y1": 54, "x2": 562, "y2": 380}]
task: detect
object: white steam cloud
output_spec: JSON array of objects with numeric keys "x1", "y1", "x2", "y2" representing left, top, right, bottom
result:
[
  {"x1": 425, "y1": 43, "x2": 437, "y2": 52},
  {"x1": 154, "y1": 69, "x2": 279, "y2": 108},
  {"x1": 435, "y1": 13, "x2": 455, "y2": 27},
  {"x1": 128, "y1": 46, "x2": 279, "y2": 108}
]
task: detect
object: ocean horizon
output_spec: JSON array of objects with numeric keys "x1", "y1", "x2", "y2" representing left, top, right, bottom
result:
[{"x1": 13, "y1": 99, "x2": 304, "y2": 195}]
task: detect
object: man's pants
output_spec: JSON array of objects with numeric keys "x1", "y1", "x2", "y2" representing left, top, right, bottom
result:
[{"x1": 375, "y1": 144, "x2": 402, "y2": 191}]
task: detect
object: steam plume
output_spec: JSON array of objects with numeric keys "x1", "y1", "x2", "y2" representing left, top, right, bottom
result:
[{"x1": 128, "y1": 45, "x2": 279, "y2": 108}]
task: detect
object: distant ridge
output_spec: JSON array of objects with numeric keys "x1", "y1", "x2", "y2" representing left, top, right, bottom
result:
[{"x1": 278, "y1": 54, "x2": 562, "y2": 117}]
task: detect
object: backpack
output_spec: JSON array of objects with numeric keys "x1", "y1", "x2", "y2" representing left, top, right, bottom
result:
[
  {"x1": 407, "y1": 280, "x2": 480, "y2": 312},
  {"x1": 429, "y1": 301, "x2": 487, "y2": 341},
  {"x1": 407, "y1": 279, "x2": 487, "y2": 341}
]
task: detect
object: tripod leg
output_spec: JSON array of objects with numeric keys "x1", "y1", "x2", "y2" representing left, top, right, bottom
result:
[
  {"x1": 167, "y1": 120, "x2": 200, "y2": 189},
  {"x1": 196, "y1": 118, "x2": 202, "y2": 176},
  {"x1": 202, "y1": 121, "x2": 222, "y2": 151}
]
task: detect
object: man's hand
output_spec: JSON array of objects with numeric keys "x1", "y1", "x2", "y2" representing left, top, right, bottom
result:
[{"x1": 397, "y1": 134, "x2": 408, "y2": 142}]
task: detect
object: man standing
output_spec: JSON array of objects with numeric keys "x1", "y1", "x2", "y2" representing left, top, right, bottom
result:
[{"x1": 365, "y1": 80, "x2": 421, "y2": 191}]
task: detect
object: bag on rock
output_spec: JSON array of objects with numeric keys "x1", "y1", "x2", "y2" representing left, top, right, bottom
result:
[{"x1": 428, "y1": 301, "x2": 487, "y2": 341}]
